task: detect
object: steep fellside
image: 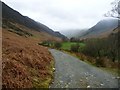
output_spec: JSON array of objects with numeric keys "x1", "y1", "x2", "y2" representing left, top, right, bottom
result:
[
  {"x1": 60, "y1": 29, "x2": 88, "y2": 38},
  {"x1": 1, "y1": 1, "x2": 61, "y2": 88},
  {"x1": 2, "y1": 1, "x2": 67, "y2": 40},
  {"x1": 2, "y1": 29, "x2": 55, "y2": 88},
  {"x1": 80, "y1": 18, "x2": 119, "y2": 39}
]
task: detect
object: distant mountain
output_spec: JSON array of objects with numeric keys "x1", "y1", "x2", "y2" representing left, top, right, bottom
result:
[
  {"x1": 2, "y1": 1, "x2": 67, "y2": 40},
  {"x1": 61, "y1": 29, "x2": 88, "y2": 38},
  {"x1": 80, "y1": 18, "x2": 119, "y2": 39},
  {"x1": 54, "y1": 31, "x2": 68, "y2": 39}
]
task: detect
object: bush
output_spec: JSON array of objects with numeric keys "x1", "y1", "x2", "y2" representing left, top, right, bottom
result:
[
  {"x1": 70, "y1": 37, "x2": 80, "y2": 42},
  {"x1": 54, "y1": 42, "x2": 62, "y2": 49},
  {"x1": 39, "y1": 41, "x2": 51, "y2": 47},
  {"x1": 70, "y1": 43, "x2": 80, "y2": 52},
  {"x1": 81, "y1": 33, "x2": 119, "y2": 63}
]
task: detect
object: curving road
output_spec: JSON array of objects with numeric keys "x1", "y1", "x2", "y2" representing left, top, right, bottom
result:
[{"x1": 49, "y1": 49, "x2": 119, "y2": 88}]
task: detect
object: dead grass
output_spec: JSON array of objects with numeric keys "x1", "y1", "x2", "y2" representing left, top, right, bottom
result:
[{"x1": 2, "y1": 27, "x2": 55, "y2": 88}]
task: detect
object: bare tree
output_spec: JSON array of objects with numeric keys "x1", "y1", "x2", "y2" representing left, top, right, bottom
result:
[{"x1": 104, "y1": 0, "x2": 120, "y2": 19}]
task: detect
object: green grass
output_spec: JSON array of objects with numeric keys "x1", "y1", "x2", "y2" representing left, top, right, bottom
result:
[{"x1": 61, "y1": 42, "x2": 85, "y2": 50}]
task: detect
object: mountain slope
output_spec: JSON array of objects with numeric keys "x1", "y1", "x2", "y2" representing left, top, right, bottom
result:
[
  {"x1": 2, "y1": 1, "x2": 63, "y2": 88},
  {"x1": 61, "y1": 29, "x2": 88, "y2": 38},
  {"x1": 80, "y1": 18, "x2": 119, "y2": 39},
  {"x1": 2, "y1": 1, "x2": 67, "y2": 40},
  {"x1": 2, "y1": 28, "x2": 55, "y2": 88}
]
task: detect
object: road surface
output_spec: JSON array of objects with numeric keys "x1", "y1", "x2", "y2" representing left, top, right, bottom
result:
[{"x1": 49, "y1": 49, "x2": 119, "y2": 88}]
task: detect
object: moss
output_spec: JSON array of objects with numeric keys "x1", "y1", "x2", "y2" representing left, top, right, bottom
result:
[
  {"x1": 32, "y1": 76, "x2": 51, "y2": 88},
  {"x1": 100, "y1": 67, "x2": 120, "y2": 76},
  {"x1": 31, "y1": 60, "x2": 55, "y2": 88}
]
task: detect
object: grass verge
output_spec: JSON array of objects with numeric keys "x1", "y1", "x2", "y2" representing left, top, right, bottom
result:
[
  {"x1": 60, "y1": 49, "x2": 120, "y2": 76},
  {"x1": 31, "y1": 60, "x2": 55, "y2": 88}
]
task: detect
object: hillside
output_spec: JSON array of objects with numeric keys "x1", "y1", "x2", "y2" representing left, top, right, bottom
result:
[
  {"x1": 2, "y1": 1, "x2": 67, "y2": 40},
  {"x1": 2, "y1": 1, "x2": 63, "y2": 88},
  {"x1": 61, "y1": 29, "x2": 88, "y2": 38},
  {"x1": 80, "y1": 18, "x2": 119, "y2": 39},
  {"x1": 2, "y1": 29, "x2": 55, "y2": 88}
]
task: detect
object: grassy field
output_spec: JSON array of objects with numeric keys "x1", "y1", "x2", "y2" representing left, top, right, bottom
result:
[{"x1": 61, "y1": 42, "x2": 85, "y2": 50}]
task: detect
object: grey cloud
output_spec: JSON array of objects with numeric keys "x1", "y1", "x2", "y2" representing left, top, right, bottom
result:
[{"x1": 3, "y1": 0, "x2": 113, "y2": 31}]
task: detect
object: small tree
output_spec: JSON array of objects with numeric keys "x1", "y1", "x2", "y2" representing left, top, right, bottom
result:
[
  {"x1": 70, "y1": 43, "x2": 80, "y2": 52},
  {"x1": 54, "y1": 42, "x2": 62, "y2": 49},
  {"x1": 104, "y1": 0, "x2": 120, "y2": 18},
  {"x1": 70, "y1": 37, "x2": 79, "y2": 42}
]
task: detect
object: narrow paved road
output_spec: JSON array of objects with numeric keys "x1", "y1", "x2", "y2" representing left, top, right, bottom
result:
[{"x1": 49, "y1": 49, "x2": 119, "y2": 88}]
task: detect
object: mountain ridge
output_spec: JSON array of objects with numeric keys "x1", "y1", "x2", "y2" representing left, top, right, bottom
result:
[
  {"x1": 2, "y1": 1, "x2": 67, "y2": 40},
  {"x1": 79, "y1": 18, "x2": 119, "y2": 39},
  {"x1": 60, "y1": 29, "x2": 88, "y2": 38}
]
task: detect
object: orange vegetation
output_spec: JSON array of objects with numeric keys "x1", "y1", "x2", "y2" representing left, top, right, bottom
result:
[{"x1": 2, "y1": 29, "x2": 54, "y2": 88}]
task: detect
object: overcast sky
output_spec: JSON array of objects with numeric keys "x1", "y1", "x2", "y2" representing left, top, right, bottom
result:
[{"x1": 2, "y1": 0, "x2": 114, "y2": 31}]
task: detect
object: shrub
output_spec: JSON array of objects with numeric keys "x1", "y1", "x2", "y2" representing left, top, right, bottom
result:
[
  {"x1": 82, "y1": 33, "x2": 119, "y2": 63},
  {"x1": 70, "y1": 37, "x2": 79, "y2": 42},
  {"x1": 70, "y1": 43, "x2": 80, "y2": 52},
  {"x1": 54, "y1": 42, "x2": 62, "y2": 49},
  {"x1": 39, "y1": 41, "x2": 50, "y2": 47}
]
